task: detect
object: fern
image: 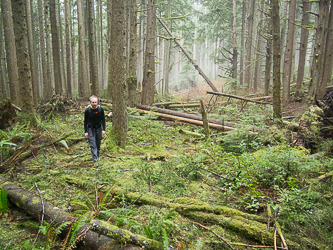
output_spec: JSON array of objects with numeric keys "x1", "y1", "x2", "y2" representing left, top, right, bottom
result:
[
  {"x1": 68, "y1": 212, "x2": 90, "y2": 246},
  {"x1": 144, "y1": 225, "x2": 153, "y2": 239}
]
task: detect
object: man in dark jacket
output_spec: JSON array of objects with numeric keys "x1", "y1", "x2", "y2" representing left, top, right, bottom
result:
[{"x1": 84, "y1": 95, "x2": 106, "y2": 167}]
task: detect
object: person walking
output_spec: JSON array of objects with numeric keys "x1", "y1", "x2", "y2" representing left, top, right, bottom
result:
[{"x1": 84, "y1": 95, "x2": 106, "y2": 167}]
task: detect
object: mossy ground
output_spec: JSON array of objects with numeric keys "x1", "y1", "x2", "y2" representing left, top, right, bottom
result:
[{"x1": 0, "y1": 98, "x2": 332, "y2": 249}]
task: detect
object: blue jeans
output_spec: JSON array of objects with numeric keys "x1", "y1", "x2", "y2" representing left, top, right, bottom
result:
[{"x1": 88, "y1": 127, "x2": 102, "y2": 163}]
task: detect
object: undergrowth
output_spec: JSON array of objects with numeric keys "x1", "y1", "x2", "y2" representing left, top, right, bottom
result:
[{"x1": 0, "y1": 100, "x2": 332, "y2": 249}]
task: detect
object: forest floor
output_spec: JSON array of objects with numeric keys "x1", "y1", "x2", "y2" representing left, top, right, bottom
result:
[{"x1": 0, "y1": 83, "x2": 333, "y2": 249}]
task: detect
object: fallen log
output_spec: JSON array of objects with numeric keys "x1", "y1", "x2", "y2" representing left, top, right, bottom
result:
[
  {"x1": 134, "y1": 108, "x2": 235, "y2": 131},
  {"x1": 179, "y1": 129, "x2": 205, "y2": 138},
  {"x1": 136, "y1": 104, "x2": 246, "y2": 129},
  {"x1": 207, "y1": 91, "x2": 271, "y2": 105},
  {"x1": 0, "y1": 177, "x2": 142, "y2": 250},
  {"x1": 90, "y1": 220, "x2": 163, "y2": 250},
  {"x1": 168, "y1": 103, "x2": 200, "y2": 109}
]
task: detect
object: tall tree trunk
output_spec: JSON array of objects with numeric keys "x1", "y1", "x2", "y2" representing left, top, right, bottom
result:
[
  {"x1": 50, "y1": 0, "x2": 62, "y2": 94},
  {"x1": 128, "y1": 0, "x2": 138, "y2": 107},
  {"x1": 272, "y1": 0, "x2": 282, "y2": 119},
  {"x1": 1, "y1": 0, "x2": 19, "y2": 104},
  {"x1": 282, "y1": 0, "x2": 297, "y2": 105},
  {"x1": 264, "y1": 8, "x2": 273, "y2": 96},
  {"x1": 44, "y1": 0, "x2": 53, "y2": 98},
  {"x1": 0, "y1": 12, "x2": 5, "y2": 100},
  {"x1": 65, "y1": 0, "x2": 72, "y2": 95},
  {"x1": 109, "y1": 0, "x2": 128, "y2": 147},
  {"x1": 12, "y1": 0, "x2": 36, "y2": 124},
  {"x1": 164, "y1": 0, "x2": 171, "y2": 94},
  {"x1": 88, "y1": 0, "x2": 99, "y2": 96},
  {"x1": 232, "y1": 0, "x2": 238, "y2": 89},
  {"x1": 57, "y1": 0, "x2": 66, "y2": 93},
  {"x1": 280, "y1": 0, "x2": 289, "y2": 71},
  {"x1": 100, "y1": 0, "x2": 104, "y2": 89},
  {"x1": 295, "y1": 0, "x2": 311, "y2": 96},
  {"x1": 239, "y1": 0, "x2": 246, "y2": 86},
  {"x1": 317, "y1": 0, "x2": 333, "y2": 98},
  {"x1": 37, "y1": 0, "x2": 48, "y2": 99},
  {"x1": 70, "y1": 1, "x2": 77, "y2": 91},
  {"x1": 141, "y1": 0, "x2": 156, "y2": 105},
  {"x1": 244, "y1": 0, "x2": 255, "y2": 89},
  {"x1": 308, "y1": 0, "x2": 330, "y2": 99},
  {"x1": 26, "y1": 0, "x2": 39, "y2": 106},
  {"x1": 77, "y1": 0, "x2": 89, "y2": 97}
]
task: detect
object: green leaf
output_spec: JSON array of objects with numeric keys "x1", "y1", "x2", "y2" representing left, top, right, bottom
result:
[
  {"x1": 59, "y1": 139, "x2": 69, "y2": 150},
  {"x1": 144, "y1": 225, "x2": 153, "y2": 239}
]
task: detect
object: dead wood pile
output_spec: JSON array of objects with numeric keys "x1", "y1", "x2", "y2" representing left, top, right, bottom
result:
[
  {"x1": 38, "y1": 94, "x2": 77, "y2": 120},
  {"x1": 0, "y1": 100, "x2": 17, "y2": 129}
]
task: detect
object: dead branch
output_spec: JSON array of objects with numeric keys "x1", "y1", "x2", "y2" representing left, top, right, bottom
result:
[{"x1": 33, "y1": 183, "x2": 45, "y2": 245}]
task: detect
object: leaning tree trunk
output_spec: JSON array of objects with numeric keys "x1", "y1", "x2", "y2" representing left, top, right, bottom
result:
[
  {"x1": 295, "y1": 0, "x2": 311, "y2": 96},
  {"x1": 272, "y1": 0, "x2": 282, "y2": 119}
]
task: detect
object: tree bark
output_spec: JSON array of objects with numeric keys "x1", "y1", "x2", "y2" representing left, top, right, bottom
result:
[
  {"x1": 141, "y1": 0, "x2": 157, "y2": 105},
  {"x1": 88, "y1": 0, "x2": 99, "y2": 96},
  {"x1": 50, "y1": 0, "x2": 62, "y2": 94},
  {"x1": 1, "y1": 0, "x2": 19, "y2": 104},
  {"x1": 77, "y1": 0, "x2": 89, "y2": 98},
  {"x1": 282, "y1": 0, "x2": 297, "y2": 106},
  {"x1": 12, "y1": 0, "x2": 36, "y2": 124},
  {"x1": 317, "y1": 0, "x2": 333, "y2": 98},
  {"x1": 232, "y1": 0, "x2": 238, "y2": 88},
  {"x1": 272, "y1": 0, "x2": 282, "y2": 119},
  {"x1": 57, "y1": 0, "x2": 66, "y2": 93},
  {"x1": 0, "y1": 177, "x2": 140, "y2": 250},
  {"x1": 26, "y1": 0, "x2": 39, "y2": 106},
  {"x1": 280, "y1": 0, "x2": 289, "y2": 71},
  {"x1": 44, "y1": 0, "x2": 53, "y2": 98},
  {"x1": 109, "y1": 0, "x2": 128, "y2": 147},
  {"x1": 164, "y1": 0, "x2": 171, "y2": 94},
  {"x1": 295, "y1": 0, "x2": 311, "y2": 96},
  {"x1": 308, "y1": 0, "x2": 330, "y2": 99},
  {"x1": 0, "y1": 11, "x2": 6, "y2": 100},
  {"x1": 37, "y1": 0, "x2": 47, "y2": 99},
  {"x1": 65, "y1": 0, "x2": 72, "y2": 95},
  {"x1": 128, "y1": 0, "x2": 138, "y2": 107},
  {"x1": 244, "y1": 0, "x2": 255, "y2": 89},
  {"x1": 264, "y1": 8, "x2": 273, "y2": 96},
  {"x1": 239, "y1": 0, "x2": 247, "y2": 86}
]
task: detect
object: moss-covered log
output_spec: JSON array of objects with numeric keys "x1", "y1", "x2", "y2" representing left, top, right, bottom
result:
[
  {"x1": 0, "y1": 177, "x2": 140, "y2": 250},
  {"x1": 90, "y1": 220, "x2": 163, "y2": 250}
]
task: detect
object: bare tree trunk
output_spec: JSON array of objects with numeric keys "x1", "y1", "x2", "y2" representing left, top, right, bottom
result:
[
  {"x1": 64, "y1": 0, "x2": 72, "y2": 95},
  {"x1": 317, "y1": 0, "x2": 333, "y2": 98},
  {"x1": 280, "y1": 0, "x2": 289, "y2": 71},
  {"x1": 78, "y1": 0, "x2": 89, "y2": 97},
  {"x1": 264, "y1": 8, "x2": 273, "y2": 96},
  {"x1": 309, "y1": 0, "x2": 330, "y2": 99},
  {"x1": 26, "y1": 0, "x2": 38, "y2": 106},
  {"x1": 44, "y1": 0, "x2": 53, "y2": 97},
  {"x1": 141, "y1": 0, "x2": 156, "y2": 105},
  {"x1": 244, "y1": 0, "x2": 255, "y2": 89},
  {"x1": 128, "y1": 0, "x2": 137, "y2": 107},
  {"x1": 272, "y1": 0, "x2": 282, "y2": 119},
  {"x1": 100, "y1": 0, "x2": 104, "y2": 89},
  {"x1": 239, "y1": 0, "x2": 246, "y2": 86},
  {"x1": 12, "y1": 0, "x2": 36, "y2": 124},
  {"x1": 164, "y1": 0, "x2": 171, "y2": 94},
  {"x1": 232, "y1": 0, "x2": 238, "y2": 89},
  {"x1": 295, "y1": 0, "x2": 311, "y2": 96},
  {"x1": 70, "y1": 1, "x2": 77, "y2": 91},
  {"x1": 0, "y1": 12, "x2": 5, "y2": 100},
  {"x1": 1, "y1": 0, "x2": 19, "y2": 104},
  {"x1": 37, "y1": 0, "x2": 47, "y2": 99},
  {"x1": 109, "y1": 0, "x2": 128, "y2": 147},
  {"x1": 282, "y1": 0, "x2": 297, "y2": 105},
  {"x1": 88, "y1": 0, "x2": 99, "y2": 96}
]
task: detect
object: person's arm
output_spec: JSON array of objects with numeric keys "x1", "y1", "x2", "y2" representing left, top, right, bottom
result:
[
  {"x1": 101, "y1": 108, "x2": 106, "y2": 136},
  {"x1": 84, "y1": 109, "x2": 89, "y2": 138}
]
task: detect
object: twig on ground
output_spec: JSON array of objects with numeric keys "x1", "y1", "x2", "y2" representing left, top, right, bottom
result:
[
  {"x1": 231, "y1": 243, "x2": 286, "y2": 249},
  {"x1": 149, "y1": 180, "x2": 152, "y2": 192},
  {"x1": 108, "y1": 169, "x2": 139, "y2": 173},
  {"x1": 129, "y1": 194, "x2": 143, "y2": 207},
  {"x1": 274, "y1": 227, "x2": 277, "y2": 250},
  {"x1": 191, "y1": 221, "x2": 234, "y2": 249},
  {"x1": 106, "y1": 214, "x2": 114, "y2": 223},
  {"x1": 199, "y1": 167, "x2": 229, "y2": 180},
  {"x1": 33, "y1": 183, "x2": 45, "y2": 245}
]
